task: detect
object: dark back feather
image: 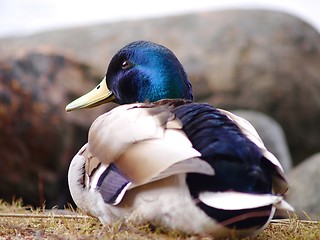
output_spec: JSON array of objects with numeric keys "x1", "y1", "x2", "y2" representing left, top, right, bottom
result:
[
  {"x1": 171, "y1": 103, "x2": 272, "y2": 195},
  {"x1": 170, "y1": 102, "x2": 274, "y2": 229}
]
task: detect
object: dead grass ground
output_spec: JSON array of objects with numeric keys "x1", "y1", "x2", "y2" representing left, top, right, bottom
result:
[{"x1": 0, "y1": 200, "x2": 319, "y2": 240}]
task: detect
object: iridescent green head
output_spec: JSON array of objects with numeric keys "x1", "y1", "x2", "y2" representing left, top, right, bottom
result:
[{"x1": 66, "y1": 41, "x2": 193, "y2": 111}]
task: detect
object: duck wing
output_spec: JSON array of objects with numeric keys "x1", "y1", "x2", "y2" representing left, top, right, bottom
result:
[
  {"x1": 218, "y1": 109, "x2": 288, "y2": 195},
  {"x1": 76, "y1": 102, "x2": 214, "y2": 205},
  {"x1": 170, "y1": 102, "x2": 293, "y2": 228}
]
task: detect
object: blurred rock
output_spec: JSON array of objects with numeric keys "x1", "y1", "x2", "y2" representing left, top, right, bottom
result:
[
  {"x1": 0, "y1": 10, "x2": 319, "y2": 164},
  {"x1": 0, "y1": 48, "x2": 111, "y2": 207},
  {"x1": 287, "y1": 153, "x2": 320, "y2": 219},
  {"x1": 232, "y1": 110, "x2": 292, "y2": 173},
  {"x1": 201, "y1": 11, "x2": 320, "y2": 166}
]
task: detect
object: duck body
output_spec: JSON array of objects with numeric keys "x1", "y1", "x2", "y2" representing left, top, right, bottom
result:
[{"x1": 66, "y1": 41, "x2": 293, "y2": 238}]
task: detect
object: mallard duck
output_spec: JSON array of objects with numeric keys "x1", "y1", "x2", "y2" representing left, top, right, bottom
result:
[{"x1": 66, "y1": 41, "x2": 293, "y2": 238}]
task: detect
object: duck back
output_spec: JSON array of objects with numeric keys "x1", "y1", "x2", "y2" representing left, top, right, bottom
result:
[{"x1": 172, "y1": 102, "x2": 273, "y2": 229}]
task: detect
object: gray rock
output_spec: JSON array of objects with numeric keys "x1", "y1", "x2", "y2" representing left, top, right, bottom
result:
[
  {"x1": 287, "y1": 153, "x2": 320, "y2": 219},
  {"x1": 1, "y1": 10, "x2": 318, "y2": 164},
  {"x1": 232, "y1": 110, "x2": 292, "y2": 173}
]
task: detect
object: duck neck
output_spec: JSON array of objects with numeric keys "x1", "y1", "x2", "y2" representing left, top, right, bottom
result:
[{"x1": 138, "y1": 76, "x2": 193, "y2": 103}]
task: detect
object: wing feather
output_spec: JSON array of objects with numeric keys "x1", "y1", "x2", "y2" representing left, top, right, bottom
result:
[
  {"x1": 83, "y1": 102, "x2": 213, "y2": 195},
  {"x1": 199, "y1": 191, "x2": 285, "y2": 210},
  {"x1": 116, "y1": 128, "x2": 202, "y2": 184},
  {"x1": 218, "y1": 109, "x2": 288, "y2": 194}
]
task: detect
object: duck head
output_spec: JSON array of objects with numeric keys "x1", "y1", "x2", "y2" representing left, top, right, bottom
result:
[{"x1": 66, "y1": 41, "x2": 193, "y2": 111}]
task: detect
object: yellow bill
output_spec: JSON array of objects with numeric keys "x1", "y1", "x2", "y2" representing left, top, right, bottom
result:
[{"x1": 66, "y1": 77, "x2": 115, "y2": 112}]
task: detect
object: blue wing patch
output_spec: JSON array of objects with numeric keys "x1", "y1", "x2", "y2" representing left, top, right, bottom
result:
[{"x1": 96, "y1": 163, "x2": 131, "y2": 205}]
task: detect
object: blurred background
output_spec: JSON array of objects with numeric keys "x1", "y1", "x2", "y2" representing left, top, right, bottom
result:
[
  {"x1": 0, "y1": 0, "x2": 320, "y2": 37},
  {"x1": 0, "y1": 0, "x2": 319, "y2": 219}
]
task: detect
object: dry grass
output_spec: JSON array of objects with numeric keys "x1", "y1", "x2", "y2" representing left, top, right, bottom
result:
[{"x1": 0, "y1": 200, "x2": 319, "y2": 240}]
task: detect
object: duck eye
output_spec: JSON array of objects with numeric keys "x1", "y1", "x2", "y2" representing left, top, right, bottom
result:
[{"x1": 121, "y1": 60, "x2": 133, "y2": 70}]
